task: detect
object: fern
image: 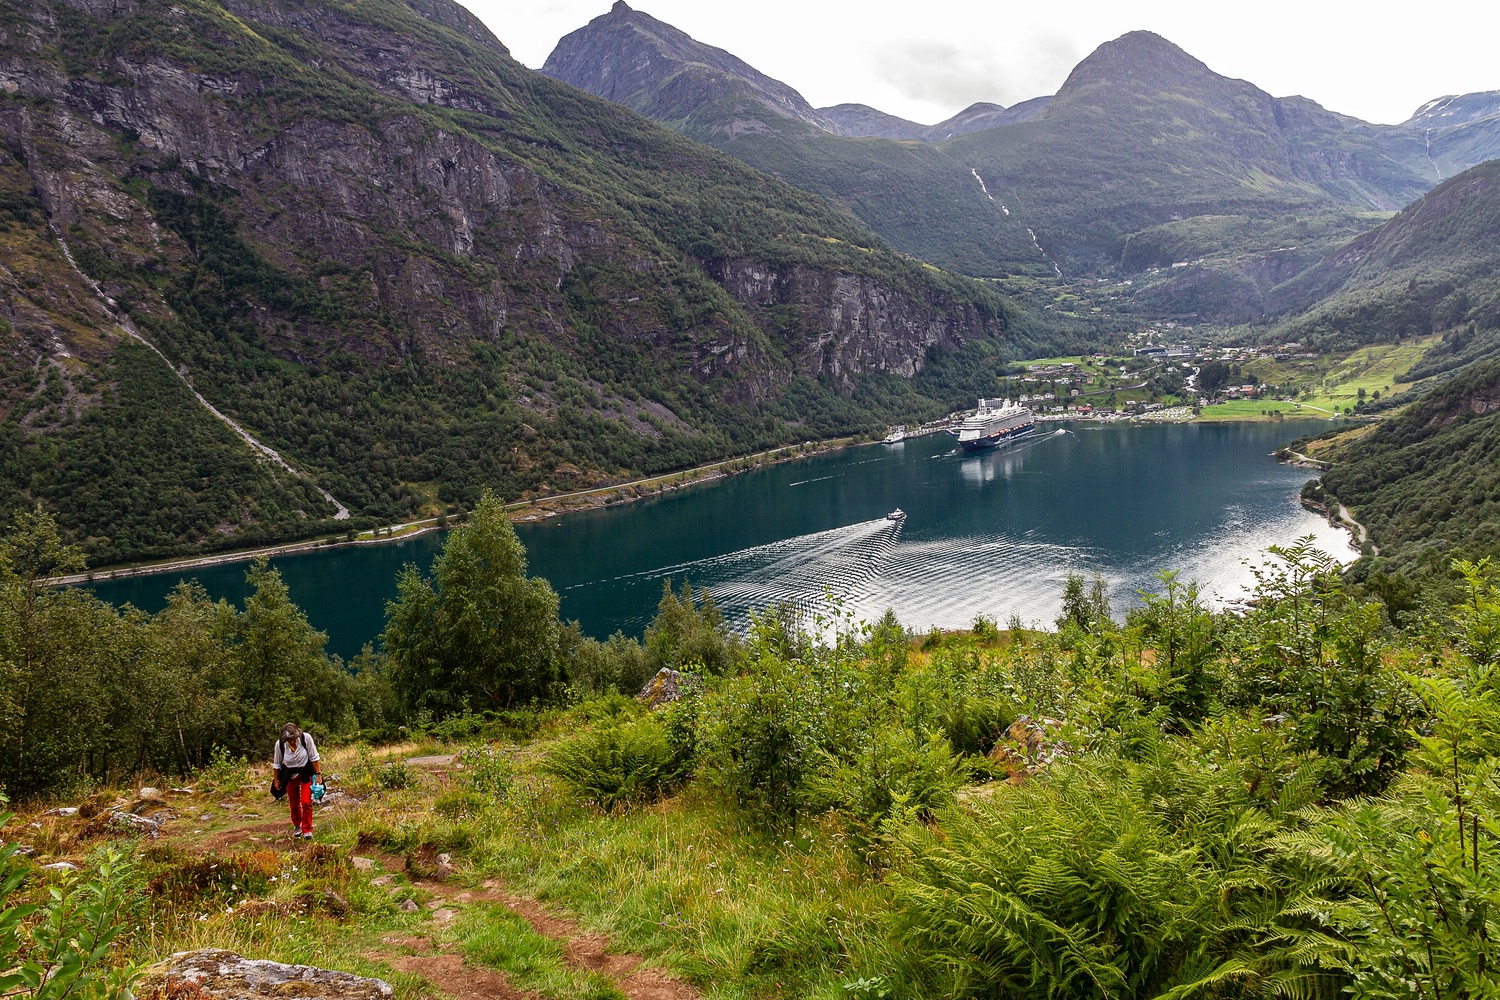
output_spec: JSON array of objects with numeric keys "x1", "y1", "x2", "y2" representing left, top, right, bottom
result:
[{"x1": 542, "y1": 716, "x2": 683, "y2": 809}]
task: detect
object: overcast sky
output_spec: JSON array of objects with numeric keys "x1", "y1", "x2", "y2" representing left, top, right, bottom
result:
[{"x1": 465, "y1": 0, "x2": 1499, "y2": 127}]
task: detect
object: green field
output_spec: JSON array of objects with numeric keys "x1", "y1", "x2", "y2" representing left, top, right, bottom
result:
[{"x1": 1194, "y1": 398, "x2": 1315, "y2": 422}]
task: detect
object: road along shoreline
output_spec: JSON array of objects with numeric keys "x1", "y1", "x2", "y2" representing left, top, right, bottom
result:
[{"x1": 47, "y1": 435, "x2": 867, "y2": 587}]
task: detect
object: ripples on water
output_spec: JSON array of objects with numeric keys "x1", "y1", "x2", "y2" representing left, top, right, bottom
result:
[{"x1": 553, "y1": 424, "x2": 1353, "y2": 636}]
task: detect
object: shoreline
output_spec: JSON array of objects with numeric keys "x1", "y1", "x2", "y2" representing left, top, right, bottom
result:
[{"x1": 49, "y1": 433, "x2": 872, "y2": 587}]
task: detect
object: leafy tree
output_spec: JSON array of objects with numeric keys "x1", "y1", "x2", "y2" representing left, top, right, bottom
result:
[
  {"x1": 0, "y1": 508, "x2": 116, "y2": 793},
  {"x1": 643, "y1": 580, "x2": 739, "y2": 675},
  {"x1": 384, "y1": 491, "x2": 560, "y2": 713},
  {"x1": 1127, "y1": 569, "x2": 1219, "y2": 725}
]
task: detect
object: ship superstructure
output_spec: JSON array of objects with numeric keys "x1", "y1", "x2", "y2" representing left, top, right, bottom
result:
[{"x1": 956, "y1": 398, "x2": 1035, "y2": 452}]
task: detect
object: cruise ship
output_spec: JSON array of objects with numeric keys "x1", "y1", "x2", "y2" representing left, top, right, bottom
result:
[{"x1": 957, "y1": 398, "x2": 1035, "y2": 452}]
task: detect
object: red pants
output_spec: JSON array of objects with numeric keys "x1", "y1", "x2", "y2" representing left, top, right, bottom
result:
[{"x1": 287, "y1": 777, "x2": 313, "y2": 833}]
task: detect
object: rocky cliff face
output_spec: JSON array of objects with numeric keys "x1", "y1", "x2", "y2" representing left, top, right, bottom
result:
[
  {"x1": 711, "y1": 259, "x2": 1006, "y2": 388},
  {"x1": 0, "y1": 0, "x2": 1030, "y2": 562}
]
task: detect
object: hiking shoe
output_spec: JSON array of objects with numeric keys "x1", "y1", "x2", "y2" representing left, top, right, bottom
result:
[{"x1": 301, "y1": 831, "x2": 314, "y2": 841}]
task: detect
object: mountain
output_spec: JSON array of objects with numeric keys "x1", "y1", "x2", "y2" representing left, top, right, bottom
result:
[
  {"x1": 0, "y1": 0, "x2": 1048, "y2": 566},
  {"x1": 817, "y1": 98, "x2": 1051, "y2": 141},
  {"x1": 1268, "y1": 160, "x2": 1500, "y2": 353},
  {"x1": 952, "y1": 31, "x2": 1436, "y2": 275},
  {"x1": 543, "y1": 3, "x2": 1056, "y2": 277},
  {"x1": 1380, "y1": 92, "x2": 1500, "y2": 183},
  {"x1": 538, "y1": 0, "x2": 840, "y2": 135},
  {"x1": 546, "y1": 11, "x2": 1500, "y2": 309},
  {"x1": 1305, "y1": 356, "x2": 1500, "y2": 574}
]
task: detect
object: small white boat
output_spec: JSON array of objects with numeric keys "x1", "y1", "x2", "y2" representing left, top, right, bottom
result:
[
  {"x1": 883, "y1": 425, "x2": 907, "y2": 444},
  {"x1": 886, "y1": 508, "x2": 906, "y2": 521}
]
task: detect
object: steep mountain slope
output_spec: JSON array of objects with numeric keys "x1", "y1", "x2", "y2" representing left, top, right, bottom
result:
[
  {"x1": 1269, "y1": 161, "x2": 1500, "y2": 352},
  {"x1": 1379, "y1": 92, "x2": 1500, "y2": 183},
  {"x1": 0, "y1": 0, "x2": 1046, "y2": 565},
  {"x1": 547, "y1": 9, "x2": 1500, "y2": 322},
  {"x1": 1305, "y1": 357, "x2": 1500, "y2": 573},
  {"x1": 537, "y1": 0, "x2": 839, "y2": 135},
  {"x1": 542, "y1": 3, "x2": 1054, "y2": 277}
]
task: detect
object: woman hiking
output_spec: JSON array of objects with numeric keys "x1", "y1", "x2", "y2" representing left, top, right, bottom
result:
[{"x1": 272, "y1": 723, "x2": 322, "y2": 841}]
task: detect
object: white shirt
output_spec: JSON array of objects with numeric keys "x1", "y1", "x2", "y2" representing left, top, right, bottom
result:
[{"x1": 273, "y1": 733, "x2": 320, "y2": 769}]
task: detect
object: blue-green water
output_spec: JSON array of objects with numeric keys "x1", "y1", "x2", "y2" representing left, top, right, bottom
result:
[{"x1": 86, "y1": 421, "x2": 1350, "y2": 660}]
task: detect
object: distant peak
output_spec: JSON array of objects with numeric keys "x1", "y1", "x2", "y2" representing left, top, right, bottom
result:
[
  {"x1": 611, "y1": 0, "x2": 632, "y2": 12},
  {"x1": 1056, "y1": 29, "x2": 1215, "y2": 97}
]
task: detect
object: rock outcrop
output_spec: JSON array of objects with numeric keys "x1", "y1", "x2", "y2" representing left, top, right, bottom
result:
[
  {"x1": 135, "y1": 950, "x2": 394, "y2": 1000},
  {"x1": 637, "y1": 667, "x2": 700, "y2": 707}
]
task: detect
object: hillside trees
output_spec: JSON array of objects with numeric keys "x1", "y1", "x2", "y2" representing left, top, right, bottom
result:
[
  {"x1": 383, "y1": 491, "x2": 561, "y2": 715},
  {"x1": 0, "y1": 509, "x2": 372, "y2": 796}
]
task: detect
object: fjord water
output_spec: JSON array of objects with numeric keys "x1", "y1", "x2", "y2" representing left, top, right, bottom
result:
[{"x1": 88, "y1": 421, "x2": 1350, "y2": 660}]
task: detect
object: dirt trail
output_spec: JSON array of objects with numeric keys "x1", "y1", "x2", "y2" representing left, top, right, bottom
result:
[
  {"x1": 427, "y1": 881, "x2": 698, "y2": 1000},
  {"x1": 9, "y1": 753, "x2": 701, "y2": 1000}
]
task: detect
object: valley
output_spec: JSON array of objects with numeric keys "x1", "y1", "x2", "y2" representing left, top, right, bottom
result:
[{"x1": 4, "y1": 3, "x2": 1500, "y2": 999}]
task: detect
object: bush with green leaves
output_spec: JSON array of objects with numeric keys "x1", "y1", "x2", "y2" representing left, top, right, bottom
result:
[
  {"x1": 376, "y1": 760, "x2": 415, "y2": 791},
  {"x1": 456, "y1": 745, "x2": 514, "y2": 798},
  {"x1": 1, "y1": 814, "x2": 139, "y2": 1000},
  {"x1": 696, "y1": 653, "x2": 833, "y2": 829},
  {"x1": 807, "y1": 724, "x2": 969, "y2": 860},
  {"x1": 889, "y1": 721, "x2": 1337, "y2": 1000},
  {"x1": 542, "y1": 715, "x2": 683, "y2": 809}
]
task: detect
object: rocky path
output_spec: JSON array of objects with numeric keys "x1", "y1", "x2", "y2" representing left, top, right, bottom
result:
[{"x1": 101, "y1": 755, "x2": 699, "y2": 1000}]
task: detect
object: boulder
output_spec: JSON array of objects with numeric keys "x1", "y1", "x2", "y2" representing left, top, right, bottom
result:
[
  {"x1": 81, "y1": 809, "x2": 163, "y2": 839},
  {"x1": 636, "y1": 667, "x2": 701, "y2": 708},
  {"x1": 135, "y1": 950, "x2": 394, "y2": 1000},
  {"x1": 987, "y1": 715, "x2": 1064, "y2": 783}
]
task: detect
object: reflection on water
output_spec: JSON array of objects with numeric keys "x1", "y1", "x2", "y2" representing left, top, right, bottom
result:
[{"x1": 87, "y1": 421, "x2": 1351, "y2": 657}]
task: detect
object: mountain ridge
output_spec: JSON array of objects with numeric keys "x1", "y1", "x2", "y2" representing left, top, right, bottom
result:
[
  {"x1": 0, "y1": 0, "x2": 1051, "y2": 564},
  {"x1": 545, "y1": 8, "x2": 1500, "y2": 299}
]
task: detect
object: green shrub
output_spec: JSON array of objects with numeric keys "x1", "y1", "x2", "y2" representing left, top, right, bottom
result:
[
  {"x1": 376, "y1": 760, "x2": 414, "y2": 790},
  {"x1": 889, "y1": 729, "x2": 1330, "y2": 1000},
  {"x1": 456, "y1": 745, "x2": 514, "y2": 798},
  {"x1": 697, "y1": 657, "x2": 819, "y2": 827},
  {"x1": 935, "y1": 692, "x2": 1014, "y2": 757},
  {"x1": 564, "y1": 628, "x2": 653, "y2": 696},
  {"x1": 807, "y1": 724, "x2": 969, "y2": 860},
  {"x1": 542, "y1": 716, "x2": 682, "y2": 809},
  {"x1": 196, "y1": 745, "x2": 251, "y2": 796},
  {"x1": 1, "y1": 805, "x2": 141, "y2": 1000}
]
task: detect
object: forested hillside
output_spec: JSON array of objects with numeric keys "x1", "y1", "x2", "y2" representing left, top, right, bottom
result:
[
  {"x1": 1269, "y1": 160, "x2": 1500, "y2": 354},
  {"x1": 1304, "y1": 357, "x2": 1500, "y2": 576},
  {"x1": 0, "y1": 0, "x2": 1056, "y2": 565}
]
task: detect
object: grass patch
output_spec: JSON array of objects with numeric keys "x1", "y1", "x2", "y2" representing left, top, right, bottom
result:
[
  {"x1": 1194, "y1": 399, "x2": 1315, "y2": 421},
  {"x1": 457, "y1": 906, "x2": 626, "y2": 999}
]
